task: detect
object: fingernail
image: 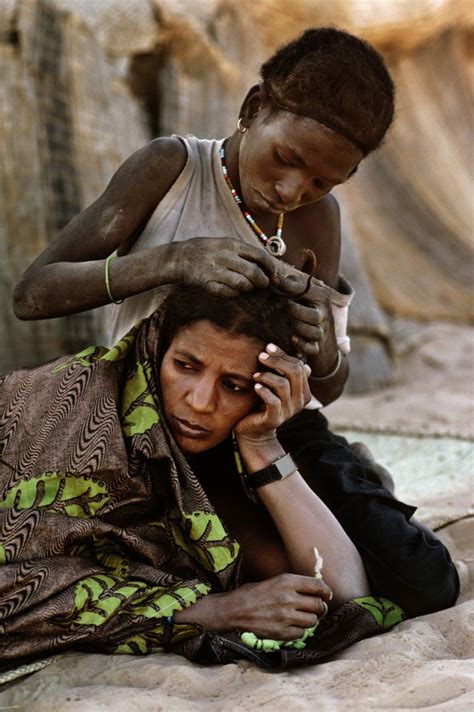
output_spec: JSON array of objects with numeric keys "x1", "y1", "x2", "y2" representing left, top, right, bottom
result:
[
  {"x1": 253, "y1": 372, "x2": 261, "y2": 377},
  {"x1": 329, "y1": 590, "x2": 333, "y2": 601},
  {"x1": 255, "y1": 383, "x2": 263, "y2": 390},
  {"x1": 259, "y1": 352, "x2": 269, "y2": 361},
  {"x1": 304, "y1": 364, "x2": 312, "y2": 375},
  {"x1": 322, "y1": 602, "x2": 328, "y2": 616},
  {"x1": 267, "y1": 343, "x2": 278, "y2": 353}
]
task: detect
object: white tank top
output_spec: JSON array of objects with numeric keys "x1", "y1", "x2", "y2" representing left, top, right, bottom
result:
[
  {"x1": 107, "y1": 134, "x2": 353, "y2": 357},
  {"x1": 108, "y1": 135, "x2": 262, "y2": 344}
]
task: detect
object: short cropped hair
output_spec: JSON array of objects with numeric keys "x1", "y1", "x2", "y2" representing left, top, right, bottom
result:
[{"x1": 260, "y1": 27, "x2": 395, "y2": 155}]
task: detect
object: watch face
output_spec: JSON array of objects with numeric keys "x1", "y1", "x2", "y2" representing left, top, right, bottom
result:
[
  {"x1": 276, "y1": 453, "x2": 297, "y2": 478},
  {"x1": 248, "y1": 454, "x2": 297, "y2": 489}
]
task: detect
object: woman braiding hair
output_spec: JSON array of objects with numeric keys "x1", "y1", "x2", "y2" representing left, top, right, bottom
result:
[{"x1": 14, "y1": 26, "x2": 395, "y2": 408}]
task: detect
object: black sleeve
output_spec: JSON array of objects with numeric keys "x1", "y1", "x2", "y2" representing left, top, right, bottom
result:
[{"x1": 277, "y1": 410, "x2": 460, "y2": 618}]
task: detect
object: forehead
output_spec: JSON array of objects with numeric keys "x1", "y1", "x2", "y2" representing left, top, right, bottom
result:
[
  {"x1": 266, "y1": 111, "x2": 362, "y2": 177},
  {"x1": 171, "y1": 320, "x2": 263, "y2": 374}
]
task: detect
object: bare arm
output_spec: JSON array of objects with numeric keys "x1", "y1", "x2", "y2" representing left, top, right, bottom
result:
[
  {"x1": 234, "y1": 344, "x2": 370, "y2": 608},
  {"x1": 295, "y1": 295, "x2": 350, "y2": 407},
  {"x1": 13, "y1": 137, "x2": 188, "y2": 318},
  {"x1": 277, "y1": 195, "x2": 349, "y2": 405},
  {"x1": 305, "y1": 196, "x2": 349, "y2": 404},
  {"x1": 14, "y1": 137, "x2": 278, "y2": 319},
  {"x1": 243, "y1": 442, "x2": 369, "y2": 607}
]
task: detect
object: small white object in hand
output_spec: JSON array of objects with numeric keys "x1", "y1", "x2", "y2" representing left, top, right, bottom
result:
[{"x1": 314, "y1": 547, "x2": 323, "y2": 580}]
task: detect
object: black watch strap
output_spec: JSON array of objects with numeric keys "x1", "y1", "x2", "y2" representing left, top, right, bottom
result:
[{"x1": 246, "y1": 453, "x2": 298, "y2": 490}]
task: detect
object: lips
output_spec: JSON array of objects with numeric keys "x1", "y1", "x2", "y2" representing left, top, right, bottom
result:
[
  {"x1": 257, "y1": 192, "x2": 286, "y2": 214},
  {"x1": 172, "y1": 416, "x2": 210, "y2": 439}
]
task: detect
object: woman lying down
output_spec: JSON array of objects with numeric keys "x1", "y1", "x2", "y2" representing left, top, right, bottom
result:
[{"x1": 0, "y1": 286, "x2": 458, "y2": 669}]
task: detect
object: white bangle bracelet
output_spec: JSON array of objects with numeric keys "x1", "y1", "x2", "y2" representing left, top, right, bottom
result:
[{"x1": 310, "y1": 350, "x2": 343, "y2": 381}]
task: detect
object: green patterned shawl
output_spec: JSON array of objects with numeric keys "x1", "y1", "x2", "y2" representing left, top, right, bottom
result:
[{"x1": 0, "y1": 310, "x2": 404, "y2": 670}]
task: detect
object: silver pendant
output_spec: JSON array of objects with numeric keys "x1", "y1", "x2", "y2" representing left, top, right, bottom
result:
[{"x1": 266, "y1": 236, "x2": 287, "y2": 257}]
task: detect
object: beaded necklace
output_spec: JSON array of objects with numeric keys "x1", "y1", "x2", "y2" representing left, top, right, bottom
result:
[{"x1": 219, "y1": 146, "x2": 286, "y2": 257}]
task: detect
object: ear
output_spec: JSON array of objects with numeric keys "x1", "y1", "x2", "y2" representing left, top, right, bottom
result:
[{"x1": 238, "y1": 83, "x2": 271, "y2": 128}]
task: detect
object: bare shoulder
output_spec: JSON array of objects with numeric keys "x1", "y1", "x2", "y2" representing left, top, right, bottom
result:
[
  {"x1": 290, "y1": 195, "x2": 341, "y2": 287},
  {"x1": 136, "y1": 135, "x2": 187, "y2": 177},
  {"x1": 21, "y1": 136, "x2": 189, "y2": 268},
  {"x1": 307, "y1": 193, "x2": 341, "y2": 241},
  {"x1": 106, "y1": 135, "x2": 188, "y2": 206}
]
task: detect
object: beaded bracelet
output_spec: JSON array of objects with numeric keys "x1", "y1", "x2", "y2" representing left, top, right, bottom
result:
[
  {"x1": 310, "y1": 350, "x2": 342, "y2": 381},
  {"x1": 104, "y1": 252, "x2": 124, "y2": 304}
]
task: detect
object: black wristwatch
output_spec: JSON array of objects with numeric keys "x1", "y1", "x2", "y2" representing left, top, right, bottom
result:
[{"x1": 246, "y1": 452, "x2": 298, "y2": 490}]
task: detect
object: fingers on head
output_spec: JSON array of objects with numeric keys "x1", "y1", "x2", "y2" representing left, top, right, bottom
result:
[
  {"x1": 241, "y1": 244, "x2": 277, "y2": 276},
  {"x1": 257, "y1": 354, "x2": 310, "y2": 408},
  {"x1": 260, "y1": 345, "x2": 305, "y2": 372},
  {"x1": 227, "y1": 254, "x2": 271, "y2": 288},
  {"x1": 246, "y1": 262, "x2": 272, "y2": 288},
  {"x1": 289, "y1": 302, "x2": 325, "y2": 324},
  {"x1": 255, "y1": 372, "x2": 291, "y2": 393},
  {"x1": 226, "y1": 272, "x2": 260, "y2": 292},
  {"x1": 203, "y1": 280, "x2": 241, "y2": 297},
  {"x1": 204, "y1": 272, "x2": 259, "y2": 294},
  {"x1": 291, "y1": 336, "x2": 320, "y2": 356},
  {"x1": 279, "y1": 274, "x2": 307, "y2": 295},
  {"x1": 254, "y1": 383, "x2": 281, "y2": 409},
  {"x1": 294, "y1": 322, "x2": 324, "y2": 341}
]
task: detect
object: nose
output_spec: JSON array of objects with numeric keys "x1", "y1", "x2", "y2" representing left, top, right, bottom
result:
[
  {"x1": 275, "y1": 174, "x2": 327, "y2": 208},
  {"x1": 185, "y1": 376, "x2": 217, "y2": 415},
  {"x1": 275, "y1": 175, "x2": 306, "y2": 208}
]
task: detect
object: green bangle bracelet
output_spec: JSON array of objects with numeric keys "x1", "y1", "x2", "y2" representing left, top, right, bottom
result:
[{"x1": 105, "y1": 252, "x2": 124, "y2": 305}]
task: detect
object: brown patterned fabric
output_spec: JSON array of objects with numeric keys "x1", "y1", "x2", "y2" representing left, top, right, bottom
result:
[{"x1": 0, "y1": 310, "x2": 241, "y2": 665}]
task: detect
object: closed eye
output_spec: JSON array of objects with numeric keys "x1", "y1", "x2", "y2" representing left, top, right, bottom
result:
[
  {"x1": 274, "y1": 149, "x2": 294, "y2": 167},
  {"x1": 275, "y1": 148, "x2": 331, "y2": 191}
]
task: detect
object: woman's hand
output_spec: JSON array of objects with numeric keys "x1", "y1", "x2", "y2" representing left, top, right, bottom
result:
[
  {"x1": 275, "y1": 270, "x2": 345, "y2": 401},
  {"x1": 174, "y1": 573, "x2": 332, "y2": 640},
  {"x1": 277, "y1": 271, "x2": 336, "y2": 357},
  {"x1": 234, "y1": 344, "x2": 312, "y2": 450},
  {"x1": 176, "y1": 237, "x2": 278, "y2": 296},
  {"x1": 287, "y1": 297, "x2": 334, "y2": 357}
]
